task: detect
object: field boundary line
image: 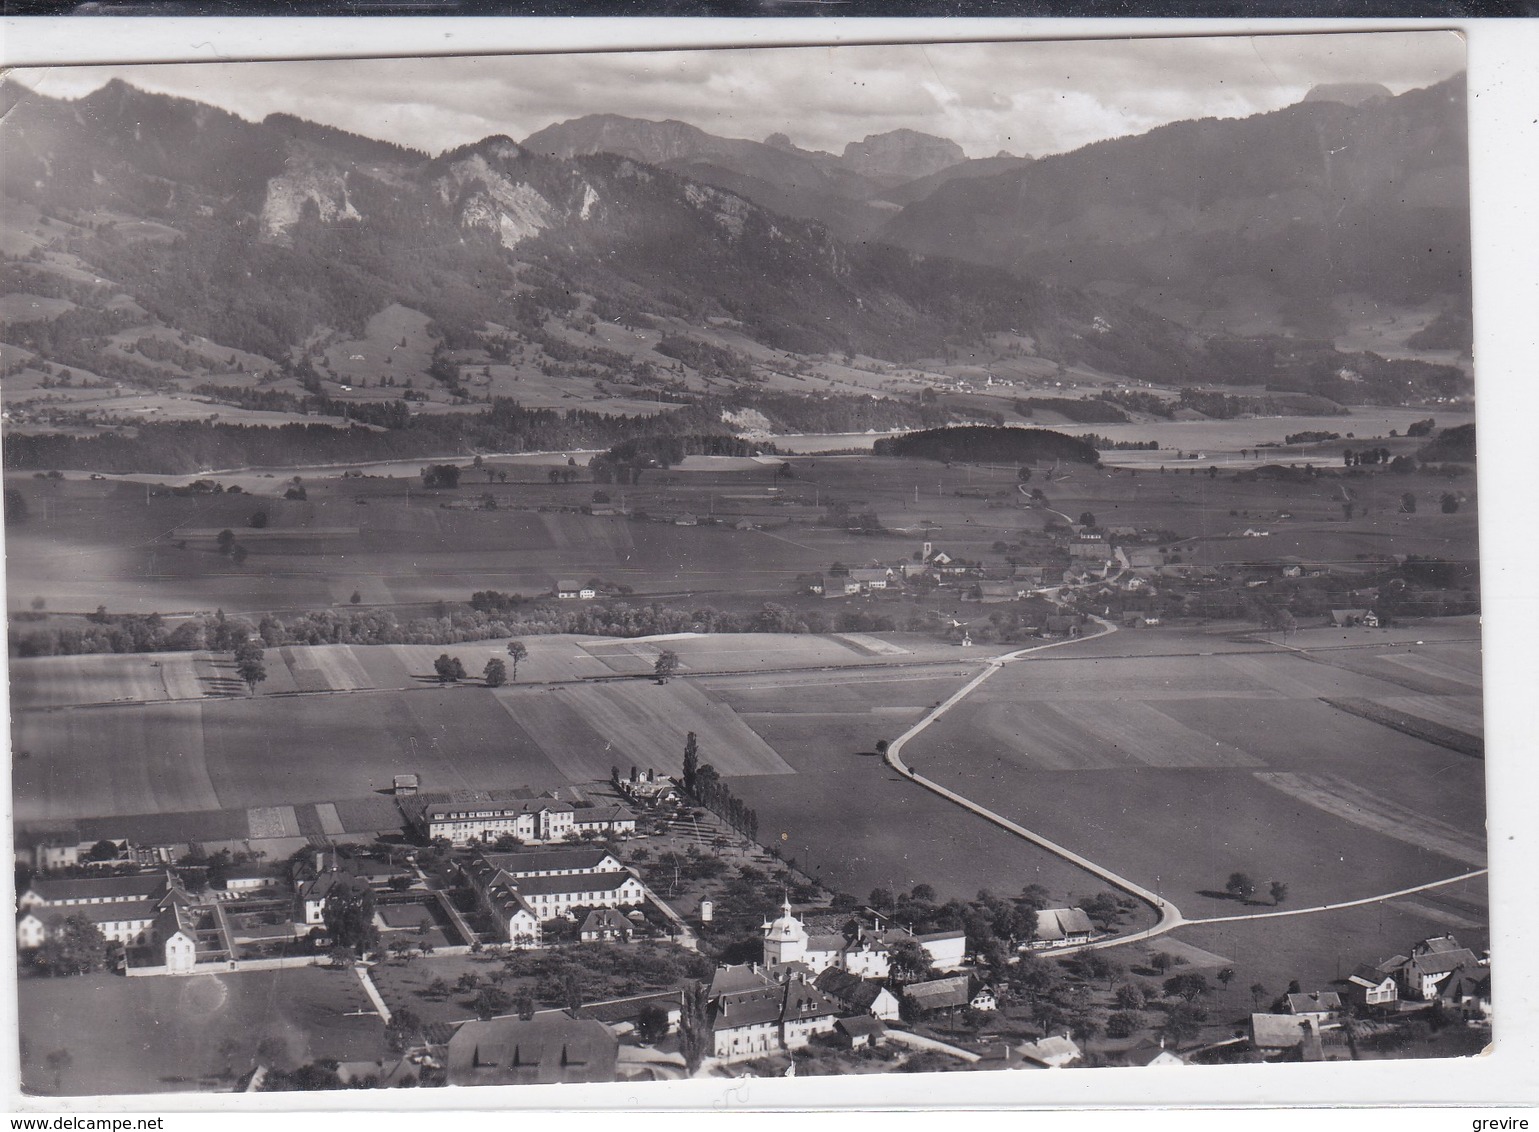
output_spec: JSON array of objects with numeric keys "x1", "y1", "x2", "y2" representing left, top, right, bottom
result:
[
  {"x1": 1180, "y1": 868, "x2": 1489, "y2": 926},
  {"x1": 883, "y1": 615, "x2": 1186, "y2": 942}
]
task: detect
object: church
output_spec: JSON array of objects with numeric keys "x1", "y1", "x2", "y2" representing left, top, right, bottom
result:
[{"x1": 761, "y1": 900, "x2": 966, "y2": 977}]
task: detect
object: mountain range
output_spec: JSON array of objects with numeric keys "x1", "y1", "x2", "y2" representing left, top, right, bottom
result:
[{"x1": 0, "y1": 73, "x2": 1471, "y2": 426}]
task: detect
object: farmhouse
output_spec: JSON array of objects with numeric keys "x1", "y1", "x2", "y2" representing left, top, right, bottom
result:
[
  {"x1": 903, "y1": 974, "x2": 971, "y2": 1017},
  {"x1": 554, "y1": 579, "x2": 596, "y2": 601},
  {"x1": 1384, "y1": 936, "x2": 1481, "y2": 1001},
  {"x1": 708, "y1": 964, "x2": 840, "y2": 1061},
  {"x1": 849, "y1": 567, "x2": 892, "y2": 592},
  {"x1": 447, "y1": 1012, "x2": 619, "y2": 1086},
  {"x1": 1029, "y1": 907, "x2": 1095, "y2": 949},
  {"x1": 1329, "y1": 608, "x2": 1380, "y2": 628},
  {"x1": 760, "y1": 903, "x2": 966, "y2": 976},
  {"x1": 1113, "y1": 1039, "x2": 1187, "y2": 1068}
]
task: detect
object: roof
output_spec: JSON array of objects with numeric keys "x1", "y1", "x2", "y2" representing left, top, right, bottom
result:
[
  {"x1": 404, "y1": 790, "x2": 574, "y2": 823},
  {"x1": 1348, "y1": 965, "x2": 1396, "y2": 988},
  {"x1": 835, "y1": 1016, "x2": 886, "y2": 1039},
  {"x1": 1417, "y1": 935, "x2": 1467, "y2": 955},
  {"x1": 481, "y1": 848, "x2": 621, "y2": 876},
  {"x1": 903, "y1": 975, "x2": 971, "y2": 1011},
  {"x1": 1019, "y1": 1035, "x2": 1081, "y2": 1066},
  {"x1": 446, "y1": 1013, "x2": 619, "y2": 1086},
  {"x1": 711, "y1": 964, "x2": 773, "y2": 997},
  {"x1": 32, "y1": 899, "x2": 163, "y2": 927},
  {"x1": 22, "y1": 872, "x2": 170, "y2": 904},
  {"x1": 1286, "y1": 992, "x2": 1342, "y2": 1013},
  {"x1": 713, "y1": 980, "x2": 838, "y2": 1032},
  {"x1": 579, "y1": 908, "x2": 633, "y2": 935},
  {"x1": 1034, "y1": 907, "x2": 1093, "y2": 941},
  {"x1": 1406, "y1": 948, "x2": 1479, "y2": 977},
  {"x1": 850, "y1": 568, "x2": 890, "y2": 582},
  {"x1": 510, "y1": 870, "x2": 638, "y2": 898},
  {"x1": 577, "y1": 990, "x2": 682, "y2": 1025},
  {"x1": 814, "y1": 968, "x2": 891, "y2": 1011},
  {"x1": 806, "y1": 933, "x2": 849, "y2": 954}
]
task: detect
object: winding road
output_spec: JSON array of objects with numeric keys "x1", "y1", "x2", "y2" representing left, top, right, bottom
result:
[{"x1": 880, "y1": 612, "x2": 1487, "y2": 955}]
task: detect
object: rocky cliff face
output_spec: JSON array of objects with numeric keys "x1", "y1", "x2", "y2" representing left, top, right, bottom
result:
[
  {"x1": 841, "y1": 129, "x2": 966, "y2": 183},
  {"x1": 260, "y1": 160, "x2": 362, "y2": 239}
]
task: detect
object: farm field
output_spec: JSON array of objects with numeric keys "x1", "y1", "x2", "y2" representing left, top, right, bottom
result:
[
  {"x1": 16, "y1": 967, "x2": 386, "y2": 1097},
  {"x1": 901, "y1": 629, "x2": 1486, "y2": 918},
  {"x1": 1165, "y1": 872, "x2": 1490, "y2": 1007},
  {"x1": 701, "y1": 666, "x2": 1138, "y2": 908}
]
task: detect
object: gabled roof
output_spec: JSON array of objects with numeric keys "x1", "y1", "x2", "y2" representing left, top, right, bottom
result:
[
  {"x1": 1286, "y1": 991, "x2": 1342, "y2": 1013},
  {"x1": 481, "y1": 848, "x2": 621, "y2": 876},
  {"x1": 1405, "y1": 948, "x2": 1479, "y2": 977},
  {"x1": 903, "y1": 974, "x2": 971, "y2": 1011},
  {"x1": 446, "y1": 1013, "x2": 619, "y2": 1086},
  {"x1": 1034, "y1": 907, "x2": 1093, "y2": 941},
  {"x1": 814, "y1": 968, "x2": 892, "y2": 1011},
  {"x1": 579, "y1": 908, "x2": 632, "y2": 935},
  {"x1": 22, "y1": 871, "x2": 170, "y2": 905},
  {"x1": 836, "y1": 1016, "x2": 886, "y2": 1039},
  {"x1": 1019, "y1": 1035, "x2": 1081, "y2": 1066},
  {"x1": 511, "y1": 870, "x2": 638, "y2": 898}
]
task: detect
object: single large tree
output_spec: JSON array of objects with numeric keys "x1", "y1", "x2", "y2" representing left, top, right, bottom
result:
[
  {"x1": 1269, "y1": 880, "x2": 1290, "y2": 906},
  {"x1": 1225, "y1": 872, "x2": 1257, "y2": 902},
  {"x1": 506, "y1": 640, "x2": 528, "y2": 680},
  {"x1": 483, "y1": 658, "x2": 507, "y2": 688},
  {"x1": 236, "y1": 655, "x2": 267, "y2": 695},
  {"x1": 678, "y1": 982, "x2": 712, "y2": 1074},
  {"x1": 322, "y1": 881, "x2": 378, "y2": 955},
  {"x1": 654, "y1": 649, "x2": 680, "y2": 684},
  {"x1": 682, "y1": 731, "x2": 699, "y2": 795},
  {"x1": 37, "y1": 916, "x2": 109, "y2": 976}
]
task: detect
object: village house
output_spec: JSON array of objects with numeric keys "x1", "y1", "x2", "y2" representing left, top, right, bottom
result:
[
  {"x1": 554, "y1": 579, "x2": 596, "y2": 601},
  {"x1": 849, "y1": 567, "x2": 892, "y2": 593},
  {"x1": 760, "y1": 902, "x2": 966, "y2": 976},
  {"x1": 970, "y1": 985, "x2": 998, "y2": 1012},
  {"x1": 1018, "y1": 1034, "x2": 1083, "y2": 1069},
  {"x1": 1285, "y1": 991, "x2": 1343, "y2": 1024},
  {"x1": 579, "y1": 908, "x2": 636, "y2": 943},
  {"x1": 708, "y1": 963, "x2": 840, "y2": 1061},
  {"x1": 1345, "y1": 964, "x2": 1399, "y2": 1009},
  {"x1": 1384, "y1": 936, "x2": 1482, "y2": 1001},
  {"x1": 834, "y1": 1015, "x2": 887, "y2": 1051},
  {"x1": 446, "y1": 1012, "x2": 619, "y2": 1086},
  {"x1": 813, "y1": 967, "x2": 901, "y2": 1021}
]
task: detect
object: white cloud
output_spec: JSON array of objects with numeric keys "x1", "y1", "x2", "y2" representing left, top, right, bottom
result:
[{"x1": 10, "y1": 31, "x2": 1464, "y2": 160}]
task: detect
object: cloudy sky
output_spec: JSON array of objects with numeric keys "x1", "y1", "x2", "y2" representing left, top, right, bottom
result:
[{"x1": 14, "y1": 31, "x2": 1463, "y2": 159}]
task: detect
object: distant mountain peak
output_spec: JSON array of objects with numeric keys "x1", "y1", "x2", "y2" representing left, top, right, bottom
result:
[
  {"x1": 1302, "y1": 82, "x2": 1393, "y2": 107},
  {"x1": 841, "y1": 129, "x2": 965, "y2": 182}
]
